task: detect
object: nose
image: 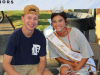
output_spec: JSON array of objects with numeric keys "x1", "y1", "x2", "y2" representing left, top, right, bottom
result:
[
  {"x1": 30, "y1": 18, "x2": 34, "y2": 23},
  {"x1": 56, "y1": 22, "x2": 59, "y2": 26}
]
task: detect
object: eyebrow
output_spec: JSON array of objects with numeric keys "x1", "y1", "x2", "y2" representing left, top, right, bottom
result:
[
  {"x1": 28, "y1": 16, "x2": 38, "y2": 19},
  {"x1": 59, "y1": 19, "x2": 62, "y2": 21}
]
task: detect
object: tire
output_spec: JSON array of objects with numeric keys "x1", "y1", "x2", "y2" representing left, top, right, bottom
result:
[{"x1": 0, "y1": 11, "x2": 4, "y2": 23}]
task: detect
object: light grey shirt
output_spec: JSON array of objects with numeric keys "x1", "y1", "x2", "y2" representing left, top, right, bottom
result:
[{"x1": 48, "y1": 27, "x2": 94, "y2": 61}]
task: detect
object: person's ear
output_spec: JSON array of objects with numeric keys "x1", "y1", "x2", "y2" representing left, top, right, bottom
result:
[
  {"x1": 51, "y1": 22, "x2": 55, "y2": 30},
  {"x1": 66, "y1": 19, "x2": 67, "y2": 22},
  {"x1": 65, "y1": 19, "x2": 68, "y2": 24},
  {"x1": 21, "y1": 16, "x2": 24, "y2": 22}
]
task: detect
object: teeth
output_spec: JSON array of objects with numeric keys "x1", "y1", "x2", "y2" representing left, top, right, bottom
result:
[
  {"x1": 57, "y1": 27, "x2": 60, "y2": 28},
  {"x1": 29, "y1": 24, "x2": 34, "y2": 26},
  {"x1": 31, "y1": 25, "x2": 34, "y2": 26}
]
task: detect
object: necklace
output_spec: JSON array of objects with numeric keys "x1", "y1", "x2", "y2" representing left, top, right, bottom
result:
[
  {"x1": 56, "y1": 28, "x2": 67, "y2": 35},
  {"x1": 56, "y1": 27, "x2": 72, "y2": 49}
]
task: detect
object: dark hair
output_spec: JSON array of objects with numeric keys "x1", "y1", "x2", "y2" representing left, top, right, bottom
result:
[
  {"x1": 22, "y1": 14, "x2": 25, "y2": 17},
  {"x1": 51, "y1": 11, "x2": 67, "y2": 23}
]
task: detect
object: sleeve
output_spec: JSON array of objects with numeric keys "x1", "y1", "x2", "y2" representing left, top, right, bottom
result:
[
  {"x1": 5, "y1": 34, "x2": 17, "y2": 56},
  {"x1": 39, "y1": 34, "x2": 46, "y2": 56},
  {"x1": 48, "y1": 40, "x2": 60, "y2": 58},
  {"x1": 76, "y1": 29, "x2": 94, "y2": 58}
]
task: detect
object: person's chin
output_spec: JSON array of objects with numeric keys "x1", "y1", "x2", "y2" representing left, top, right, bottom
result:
[
  {"x1": 28, "y1": 26, "x2": 36, "y2": 30},
  {"x1": 56, "y1": 29, "x2": 62, "y2": 32},
  {"x1": 28, "y1": 28, "x2": 35, "y2": 31}
]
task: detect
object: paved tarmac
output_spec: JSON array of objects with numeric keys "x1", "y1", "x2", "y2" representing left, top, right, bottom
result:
[{"x1": 0, "y1": 15, "x2": 96, "y2": 75}]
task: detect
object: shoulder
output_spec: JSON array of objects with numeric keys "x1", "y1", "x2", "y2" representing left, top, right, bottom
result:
[
  {"x1": 34, "y1": 28, "x2": 43, "y2": 34},
  {"x1": 72, "y1": 27, "x2": 80, "y2": 32},
  {"x1": 34, "y1": 29, "x2": 45, "y2": 39},
  {"x1": 71, "y1": 27, "x2": 82, "y2": 35},
  {"x1": 69, "y1": 27, "x2": 85, "y2": 40},
  {"x1": 8, "y1": 28, "x2": 21, "y2": 39}
]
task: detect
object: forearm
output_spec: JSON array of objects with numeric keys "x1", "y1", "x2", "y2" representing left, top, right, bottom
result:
[
  {"x1": 37, "y1": 60, "x2": 46, "y2": 74},
  {"x1": 37, "y1": 62, "x2": 46, "y2": 74},
  {"x1": 56, "y1": 57, "x2": 75, "y2": 67},
  {"x1": 2, "y1": 63, "x2": 20, "y2": 75},
  {"x1": 75, "y1": 58, "x2": 88, "y2": 71}
]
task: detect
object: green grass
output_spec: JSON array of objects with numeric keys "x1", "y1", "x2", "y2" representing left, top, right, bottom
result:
[{"x1": 4, "y1": 10, "x2": 52, "y2": 32}]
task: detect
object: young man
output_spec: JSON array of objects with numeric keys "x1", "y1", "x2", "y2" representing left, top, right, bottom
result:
[{"x1": 2, "y1": 5, "x2": 53, "y2": 75}]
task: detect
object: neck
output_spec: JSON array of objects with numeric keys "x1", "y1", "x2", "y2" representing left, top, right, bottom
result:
[
  {"x1": 22, "y1": 27, "x2": 34, "y2": 38},
  {"x1": 56, "y1": 27, "x2": 67, "y2": 37}
]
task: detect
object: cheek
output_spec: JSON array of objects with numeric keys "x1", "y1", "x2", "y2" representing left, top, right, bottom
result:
[
  {"x1": 52, "y1": 23, "x2": 56, "y2": 27},
  {"x1": 36, "y1": 21, "x2": 38, "y2": 24},
  {"x1": 62, "y1": 21, "x2": 65, "y2": 24},
  {"x1": 62, "y1": 21, "x2": 66, "y2": 26},
  {"x1": 52, "y1": 22, "x2": 56, "y2": 25},
  {"x1": 34, "y1": 20, "x2": 38, "y2": 25},
  {"x1": 24, "y1": 19, "x2": 28, "y2": 23}
]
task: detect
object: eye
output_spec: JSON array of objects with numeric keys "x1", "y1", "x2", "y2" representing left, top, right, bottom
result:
[
  {"x1": 52, "y1": 21, "x2": 56, "y2": 23},
  {"x1": 28, "y1": 17, "x2": 31, "y2": 19},
  {"x1": 59, "y1": 19, "x2": 62, "y2": 22},
  {"x1": 34, "y1": 18, "x2": 38, "y2": 20}
]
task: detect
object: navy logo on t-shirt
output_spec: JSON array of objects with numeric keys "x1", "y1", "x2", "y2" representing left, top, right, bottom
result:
[{"x1": 32, "y1": 44, "x2": 41, "y2": 55}]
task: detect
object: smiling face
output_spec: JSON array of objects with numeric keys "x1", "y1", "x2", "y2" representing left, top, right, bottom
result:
[
  {"x1": 21, "y1": 14, "x2": 38, "y2": 31},
  {"x1": 52, "y1": 15, "x2": 66, "y2": 33}
]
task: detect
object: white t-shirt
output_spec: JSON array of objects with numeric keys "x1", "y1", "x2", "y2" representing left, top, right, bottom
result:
[{"x1": 48, "y1": 27, "x2": 94, "y2": 61}]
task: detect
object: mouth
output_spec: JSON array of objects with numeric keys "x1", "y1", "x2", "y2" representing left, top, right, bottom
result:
[
  {"x1": 28, "y1": 24, "x2": 35, "y2": 27},
  {"x1": 57, "y1": 27, "x2": 60, "y2": 28},
  {"x1": 56, "y1": 27, "x2": 61, "y2": 29}
]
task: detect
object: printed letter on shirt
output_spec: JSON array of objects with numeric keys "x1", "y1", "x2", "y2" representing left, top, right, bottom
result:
[{"x1": 32, "y1": 44, "x2": 41, "y2": 55}]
